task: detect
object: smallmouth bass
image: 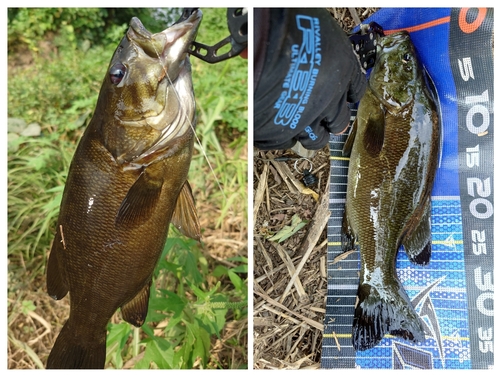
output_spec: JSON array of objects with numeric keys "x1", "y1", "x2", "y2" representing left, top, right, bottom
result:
[
  {"x1": 342, "y1": 31, "x2": 440, "y2": 351},
  {"x1": 46, "y1": 9, "x2": 202, "y2": 369}
]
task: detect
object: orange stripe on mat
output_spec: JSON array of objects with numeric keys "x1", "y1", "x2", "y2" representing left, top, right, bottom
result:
[{"x1": 384, "y1": 16, "x2": 450, "y2": 34}]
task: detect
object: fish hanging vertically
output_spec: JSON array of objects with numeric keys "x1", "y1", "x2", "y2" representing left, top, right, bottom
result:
[{"x1": 46, "y1": 9, "x2": 202, "y2": 369}]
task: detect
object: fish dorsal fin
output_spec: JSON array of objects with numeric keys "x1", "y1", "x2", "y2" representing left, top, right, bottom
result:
[
  {"x1": 115, "y1": 169, "x2": 163, "y2": 227},
  {"x1": 171, "y1": 181, "x2": 201, "y2": 241},
  {"x1": 363, "y1": 103, "x2": 385, "y2": 156},
  {"x1": 342, "y1": 118, "x2": 358, "y2": 157}
]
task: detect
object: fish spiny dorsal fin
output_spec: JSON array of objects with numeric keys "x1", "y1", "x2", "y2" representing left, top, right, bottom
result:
[
  {"x1": 171, "y1": 181, "x2": 201, "y2": 241},
  {"x1": 115, "y1": 169, "x2": 163, "y2": 227}
]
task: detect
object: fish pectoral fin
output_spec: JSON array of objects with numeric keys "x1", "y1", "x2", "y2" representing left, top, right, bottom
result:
[
  {"x1": 115, "y1": 169, "x2": 163, "y2": 227},
  {"x1": 46, "y1": 228, "x2": 69, "y2": 300},
  {"x1": 342, "y1": 118, "x2": 358, "y2": 157},
  {"x1": 171, "y1": 180, "x2": 201, "y2": 241},
  {"x1": 401, "y1": 200, "x2": 432, "y2": 265},
  {"x1": 362, "y1": 103, "x2": 385, "y2": 156},
  {"x1": 352, "y1": 282, "x2": 425, "y2": 351},
  {"x1": 121, "y1": 281, "x2": 151, "y2": 327}
]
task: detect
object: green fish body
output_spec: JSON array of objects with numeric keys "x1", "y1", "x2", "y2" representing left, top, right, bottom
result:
[
  {"x1": 46, "y1": 10, "x2": 202, "y2": 369},
  {"x1": 342, "y1": 31, "x2": 440, "y2": 351}
]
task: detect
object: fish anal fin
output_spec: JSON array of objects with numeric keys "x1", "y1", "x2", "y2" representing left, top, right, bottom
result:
[
  {"x1": 121, "y1": 281, "x2": 151, "y2": 327},
  {"x1": 46, "y1": 228, "x2": 69, "y2": 300},
  {"x1": 115, "y1": 169, "x2": 163, "y2": 227},
  {"x1": 401, "y1": 199, "x2": 432, "y2": 265},
  {"x1": 171, "y1": 181, "x2": 201, "y2": 241},
  {"x1": 362, "y1": 103, "x2": 385, "y2": 157},
  {"x1": 342, "y1": 118, "x2": 358, "y2": 157},
  {"x1": 352, "y1": 282, "x2": 425, "y2": 351}
]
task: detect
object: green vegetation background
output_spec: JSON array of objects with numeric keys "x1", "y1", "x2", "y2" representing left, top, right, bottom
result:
[{"x1": 8, "y1": 8, "x2": 248, "y2": 369}]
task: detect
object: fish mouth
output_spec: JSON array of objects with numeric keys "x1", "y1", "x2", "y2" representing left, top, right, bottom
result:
[
  {"x1": 127, "y1": 9, "x2": 202, "y2": 64},
  {"x1": 120, "y1": 10, "x2": 202, "y2": 167}
]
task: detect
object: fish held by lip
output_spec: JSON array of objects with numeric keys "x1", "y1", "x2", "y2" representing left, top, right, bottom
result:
[
  {"x1": 341, "y1": 31, "x2": 440, "y2": 351},
  {"x1": 45, "y1": 9, "x2": 202, "y2": 369}
]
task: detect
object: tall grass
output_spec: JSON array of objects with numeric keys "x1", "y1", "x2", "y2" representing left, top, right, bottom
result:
[{"x1": 8, "y1": 7, "x2": 247, "y2": 369}]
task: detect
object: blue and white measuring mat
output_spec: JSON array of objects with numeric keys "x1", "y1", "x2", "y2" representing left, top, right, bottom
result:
[{"x1": 322, "y1": 8, "x2": 493, "y2": 369}]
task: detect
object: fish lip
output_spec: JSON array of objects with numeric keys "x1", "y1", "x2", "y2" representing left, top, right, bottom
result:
[
  {"x1": 155, "y1": 9, "x2": 202, "y2": 59},
  {"x1": 127, "y1": 10, "x2": 202, "y2": 60}
]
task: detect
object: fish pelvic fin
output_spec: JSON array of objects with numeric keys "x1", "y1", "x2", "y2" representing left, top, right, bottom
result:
[
  {"x1": 352, "y1": 282, "x2": 425, "y2": 351},
  {"x1": 46, "y1": 228, "x2": 69, "y2": 300},
  {"x1": 342, "y1": 118, "x2": 357, "y2": 157},
  {"x1": 121, "y1": 281, "x2": 151, "y2": 327},
  {"x1": 46, "y1": 320, "x2": 106, "y2": 369},
  {"x1": 115, "y1": 168, "x2": 164, "y2": 226},
  {"x1": 341, "y1": 209, "x2": 356, "y2": 252},
  {"x1": 400, "y1": 199, "x2": 432, "y2": 265},
  {"x1": 171, "y1": 180, "x2": 201, "y2": 241}
]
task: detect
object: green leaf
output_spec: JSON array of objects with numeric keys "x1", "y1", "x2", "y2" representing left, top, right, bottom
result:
[
  {"x1": 162, "y1": 290, "x2": 186, "y2": 316},
  {"x1": 195, "y1": 294, "x2": 228, "y2": 338},
  {"x1": 182, "y1": 250, "x2": 203, "y2": 285},
  {"x1": 190, "y1": 284, "x2": 208, "y2": 300},
  {"x1": 21, "y1": 300, "x2": 36, "y2": 315},
  {"x1": 173, "y1": 328, "x2": 194, "y2": 368},
  {"x1": 231, "y1": 264, "x2": 248, "y2": 273},
  {"x1": 147, "y1": 289, "x2": 186, "y2": 324},
  {"x1": 41, "y1": 191, "x2": 62, "y2": 212},
  {"x1": 212, "y1": 264, "x2": 229, "y2": 278},
  {"x1": 158, "y1": 260, "x2": 181, "y2": 275},
  {"x1": 105, "y1": 323, "x2": 131, "y2": 368},
  {"x1": 228, "y1": 270, "x2": 243, "y2": 291},
  {"x1": 192, "y1": 323, "x2": 210, "y2": 367},
  {"x1": 147, "y1": 338, "x2": 174, "y2": 369},
  {"x1": 226, "y1": 256, "x2": 248, "y2": 263},
  {"x1": 268, "y1": 214, "x2": 308, "y2": 243},
  {"x1": 139, "y1": 338, "x2": 173, "y2": 369}
]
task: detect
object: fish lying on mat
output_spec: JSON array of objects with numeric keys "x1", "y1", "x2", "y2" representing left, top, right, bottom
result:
[
  {"x1": 342, "y1": 30, "x2": 440, "y2": 351},
  {"x1": 46, "y1": 9, "x2": 202, "y2": 369}
]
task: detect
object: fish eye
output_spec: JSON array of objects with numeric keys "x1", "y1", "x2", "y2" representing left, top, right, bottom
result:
[
  {"x1": 109, "y1": 63, "x2": 126, "y2": 84},
  {"x1": 402, "y1": 53, "x2": 413, "y2": 63}
]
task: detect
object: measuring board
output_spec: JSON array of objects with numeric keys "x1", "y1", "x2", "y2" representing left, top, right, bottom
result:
[{"x1": 321, "y1": 8, "x2": 493, "y2": 369}]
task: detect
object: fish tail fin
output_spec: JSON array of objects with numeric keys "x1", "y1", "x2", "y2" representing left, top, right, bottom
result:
[
  {"x1": 352, "y1": 282, "x2": 425, "y2": 351},
  {"x1": 46, "y1": 320, "x2": 106, "y2": 369}
]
